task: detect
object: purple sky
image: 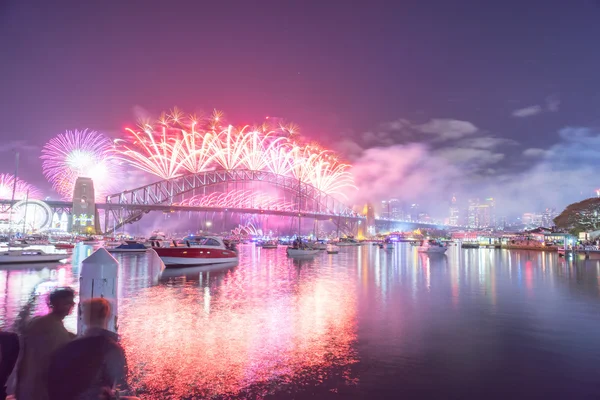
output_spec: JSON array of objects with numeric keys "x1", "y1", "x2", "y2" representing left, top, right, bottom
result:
[{"x1": 2, "y1": 1, "x2": 600, "y2": 216}]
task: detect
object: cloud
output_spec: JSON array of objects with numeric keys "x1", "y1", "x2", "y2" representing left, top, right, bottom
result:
[
  {"x1": 545, "y1": 95, "x2": 560, "y2": 112},
  {"x1": 350, "y1": 121, "x2": 600, "y2": 217},
  {"x1": 415, "y1": 118, "x2": 478, "y2": 141},
  {"x1": 522, "y1": 148, "x2": 551, "y2": 157},
  {"x1": 435, "y1": 147, "x2": 505, "y2": 166},
  {"x1": 512, "y1": 105, "x2": 543, "y2": 118},
  {"x1": 0, "y1": 140, "x2": 39, "y2": 153},
  {"x1": 457, "y1": 136, "x2": 517, "y2": 149},
  {"x1": 511, "y1": 95, "x2": 560, "y2": 118},
  {"x1": 349, "y1": 144, "x2": 462, "y2": 205}
]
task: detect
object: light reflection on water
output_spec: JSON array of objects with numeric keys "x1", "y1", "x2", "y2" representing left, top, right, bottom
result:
[{"x1": 1, "y1": 244, "x2": 600, "y2": 398}]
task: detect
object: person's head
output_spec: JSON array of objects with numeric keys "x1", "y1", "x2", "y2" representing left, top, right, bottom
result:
[
  {"x1": 82, "y1": 298, "x2": 112, "y2": 329},
  {"x1": 48, "y1": 287, "x2": 75, "y2": 319}
]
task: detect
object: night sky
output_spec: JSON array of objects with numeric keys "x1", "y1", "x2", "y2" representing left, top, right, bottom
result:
[{"x1": 2, "y1": 1, "x2": 600, "y2": 216}]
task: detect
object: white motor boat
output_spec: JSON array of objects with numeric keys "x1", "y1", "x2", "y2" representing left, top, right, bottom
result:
[
  {"x1": 287, "y1": 247, "x2": 320, "y2": 257},
  {"x1": 326, "y1": 244, "x2": 339, "y2": 254},
  {"x1": 153, "y1": 236, "x2": 238, "y2": 267},
  {"x1": 417, "y1": 240, "x2": 447, "y2": 254},
  {"x1": 0, "y1": 249, "x2": 68, "y2": 264}
]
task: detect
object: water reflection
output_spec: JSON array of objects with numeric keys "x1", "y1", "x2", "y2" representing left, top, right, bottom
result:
[
  {"x1": 120, "y1": 247, "x2": 358, "y2": 398},
  {"x1": 1, "y1": 244, "x2": 600, "y2": 398}
]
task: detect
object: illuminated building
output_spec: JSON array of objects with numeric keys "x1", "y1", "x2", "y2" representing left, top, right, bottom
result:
[
  {"x1": 468, "y1": 197, "x2": 496, "y2": 228},
  {"x1": 380, "y1": 198, "x2": 402, "y2": 220},
  {"x1": 449, "y1": 194, "x2": 460, "y2": 226},
  {"x1": 468, "y1": 198, "x2": 479, "y2": 228},
  {"x1": 72, "y1": 177, "x2": 97, "y2": 234},
  {"x1": 542, "y1": 208, "x2": 557, "y2": 228}
]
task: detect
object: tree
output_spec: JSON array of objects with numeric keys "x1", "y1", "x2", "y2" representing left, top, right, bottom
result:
[{"x1": 554, "y1": 197, "x2": 600, "y2": 235}]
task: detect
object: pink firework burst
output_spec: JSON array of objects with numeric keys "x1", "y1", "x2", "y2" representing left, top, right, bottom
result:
[
  {"x1": 41, "y1": 129, "x2": 120, "y2": 200},
  {"x1": 116, "y1": 108, "x2": 356, "y2": 198},
  {"x1": 0, "y1": 174, "x2": 42, "y2": 200}
]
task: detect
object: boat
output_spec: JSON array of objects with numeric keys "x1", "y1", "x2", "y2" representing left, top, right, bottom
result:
[
  {"x1": 385, "y1": 242, "x2": 394, "y2": 250},
  {"x1": 153, "y1": 236, "x2": 238, "y2": 266},
  {"x1": 417, "y1": 239, "x2": 447, "y2": 254},
  {"x1": 286, "y1": 247, "x2": 320, "y2": 257},
  {"x1": 107, "y1": 241, "x2": 147, "y2": 253},
  {"x1": 260, "y1": 240, "x2": 279, "y2": 249},
  {"x1": 0, "y1": 249, "x2": 68, "y2": 264},
  {"x1": 461, "y1": 242, "x2": 480, "y2": 249},
  {"x1": 326, "y1": 244, "x2": 339, "y2": 254},
  {"x1": 308, "y1": 241, "x2": 327, "y2": 250},
  {"x1": 336, "y1": 237, "x2": 361, "y2": 246},
  {"x1": 53, "y1": 242, "x2": 75, "y2": 250},
  {"x1": 7, "y1": 241, "x2": 29, "y2": 248},
  {"x1": 286, "y1": 176, "x2": 320, "y2": 258}
]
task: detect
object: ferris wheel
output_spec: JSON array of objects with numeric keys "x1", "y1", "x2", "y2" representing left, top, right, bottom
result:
[{"x1": 11, "y1": 199, "x2": 54, "y2": 232}]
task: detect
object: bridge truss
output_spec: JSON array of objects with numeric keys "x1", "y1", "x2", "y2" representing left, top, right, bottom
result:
[{"x1": 104, "y1": 169, "x2": 360, "y2": 235}]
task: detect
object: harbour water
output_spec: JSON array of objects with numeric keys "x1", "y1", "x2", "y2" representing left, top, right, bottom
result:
[{"x1": 1, "y1": 243, "x2": 600, "y2": 399}]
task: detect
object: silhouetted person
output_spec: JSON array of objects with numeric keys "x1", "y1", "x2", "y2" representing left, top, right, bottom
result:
[
  {"x1": 15, "y1": 287, "x2": 75, "y2": 400},
  {"x1": 48, "y1": 298, "x2": 128, "y2": 400},
  {"x1": 0, "y1": 331, "x2": 19, "y2": 400}
]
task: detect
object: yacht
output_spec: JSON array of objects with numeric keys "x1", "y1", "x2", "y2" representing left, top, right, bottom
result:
[
  {"x1": 260, "y1": 240, "x2": 279, "y2": 249},
  {"x1": 336, "y1": 237, "x2": 361, "y2": 246},
  {"x1": 417, "y1": 239, "x2": 447, "y2": 254},
  {"x1": 0, "y1": 249, "x2": 68, "y2": 264},
  {"x1": 107, "y1": 241, "x2": 148, "y2": 253},
  {"x1": 326, "y1": 244, "x2": 339, "y2": 254},
  {"x1": 152, "y1": 236, "x2": 238, "y2": 266}
]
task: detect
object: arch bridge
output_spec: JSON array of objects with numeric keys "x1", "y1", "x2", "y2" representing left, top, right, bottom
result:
[{"x1": 104, "y1": 169, "x2": 360, "y2": 235}]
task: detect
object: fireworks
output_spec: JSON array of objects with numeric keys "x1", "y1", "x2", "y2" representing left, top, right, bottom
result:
[
  {"x1": 115, "y1": 109, "x2": 356, "y2": 198},
  {"x1": 41, "y1": 129, "x2": 119, "y2": 200},
  {"x1": 0, "y1": 174, "x2": 42, "y2": 200},
  {"x1": 177, "y1": 190, "x2": 296, "y2": 211}
]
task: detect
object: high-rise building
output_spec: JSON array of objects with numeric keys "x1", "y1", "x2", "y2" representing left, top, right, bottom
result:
[
  {"x1": 389, "y1": 198, "x2": 402, "y2": 220},
  {"x1": 408, "y1": 203, "x2": 419, "y2": 222},
  {"x1": 542, "y1": 208, "x2": 558, "y2": 228},
  {"x1": 380, "y1": 199, "x2": 402, "y2": 220},
  {"x1": 449, "y1": 194, "x2": 460, "y2": 226},
  {"x1": 72, "y1": 177, "x2": 97, "y2": 234},
  {"x1": 381, "y1": 200, "x2": 389, "y2": 219},
  {"x1": 467, "y1": 197, "x2": 496, "y2": 228},
  {"x1": 467, "y1": 198, "x2": 479, "y2": 228}
]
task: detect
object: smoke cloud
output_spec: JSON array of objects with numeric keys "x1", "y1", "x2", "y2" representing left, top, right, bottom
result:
[{"x1": 345, "y1": 123, "x2": 600, "y2": 218}]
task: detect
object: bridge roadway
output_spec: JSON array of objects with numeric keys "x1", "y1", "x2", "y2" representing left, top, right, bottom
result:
[{"x1": 0, "y1": 199, "x2": 450, "y2": 229}]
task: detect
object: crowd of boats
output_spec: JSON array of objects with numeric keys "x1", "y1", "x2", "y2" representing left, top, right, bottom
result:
[{"x1": 0, "y1": 233, "x2": 453, "y2": 267}]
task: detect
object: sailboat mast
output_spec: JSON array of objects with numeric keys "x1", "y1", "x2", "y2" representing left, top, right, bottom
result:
[
  {"x1": 22, "y1": 189, "x2": 29, "y2": 235},
  {"x1": 8, "y1": 153, "x2": 19, "y2": 237},
  {"x1": 297, "y1": 176, "x2": 301, "y2": 238}
]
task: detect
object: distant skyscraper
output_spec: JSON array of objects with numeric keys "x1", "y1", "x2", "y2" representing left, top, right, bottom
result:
[
  {"x1": 542, "y1": 208, "x2": 557, "y2": 228},
  {"x1": 449, "y1": 194, "x2": 460, "y2": 226},
  {"x1": 408, "y1": 203, "x2": 419, "y2": 222},
  {"x1": 468, "y1": 198, "x2": 479, "y2": 228},
  {"x1": 467, "y1": 197, "x2": 495, "y2": 228},
  {"x1": 381, "y1": 200, "x2": 389, "y2": 219},
  {"x1": 389, "y1": 198, "x2": 401, "y2": 219}
]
